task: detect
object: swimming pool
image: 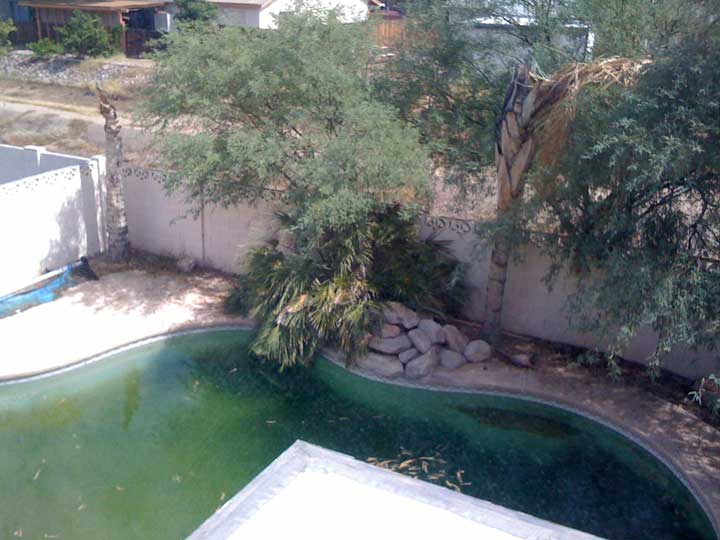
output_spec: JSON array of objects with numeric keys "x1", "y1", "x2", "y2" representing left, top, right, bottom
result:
[{"x1": 0, "y1": 330, "x2": 714, "y2": 540}]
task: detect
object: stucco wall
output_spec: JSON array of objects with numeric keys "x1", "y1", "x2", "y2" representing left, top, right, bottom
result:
[
  {"x1": 0, "y1": 151, "x2": 105, "y2": 295},
  {"x1": 420, "y1": 214, "x2": 720, "y2": 379},
  {"x1": 122, "y1": 168, "x2": 278, "y2": 274}
]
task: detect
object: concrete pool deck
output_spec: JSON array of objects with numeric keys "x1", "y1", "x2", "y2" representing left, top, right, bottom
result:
[{"x1": 1, "y1": 268, "x2": 719, "y2": 537}]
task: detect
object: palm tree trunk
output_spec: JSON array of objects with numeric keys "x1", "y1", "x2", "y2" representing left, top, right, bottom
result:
[
  {"x1": 98, "y1": 85, "x2": 128, "y2": 262},
  {"x1": 485, "y1": 65, "x2": 536, "y2": 343}
]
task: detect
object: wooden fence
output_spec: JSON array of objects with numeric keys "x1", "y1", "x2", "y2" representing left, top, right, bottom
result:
[{"x1": 373, "y1": 17, "x2": 406, "y2": 49}]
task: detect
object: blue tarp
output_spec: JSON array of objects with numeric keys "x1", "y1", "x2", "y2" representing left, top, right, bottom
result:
[{"x1": 0, "y1": 267, "x2": 75, "y2": 319}]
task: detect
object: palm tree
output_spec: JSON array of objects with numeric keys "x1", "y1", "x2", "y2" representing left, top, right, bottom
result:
[{"x1": 97, "y1": 84, "x2": 129, "y2": 262}]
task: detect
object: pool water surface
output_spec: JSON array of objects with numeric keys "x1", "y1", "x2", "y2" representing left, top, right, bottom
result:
[{"x1": 0, "y1": 330, "x2": 715, "y2": 540}]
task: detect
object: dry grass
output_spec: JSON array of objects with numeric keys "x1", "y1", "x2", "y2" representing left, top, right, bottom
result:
[
  {"x1": 84, "y1": 78, "x2": 132, "y2": 100},
  {"x1": 75, "y1": 54, "x2": 126, "y2": 74}
]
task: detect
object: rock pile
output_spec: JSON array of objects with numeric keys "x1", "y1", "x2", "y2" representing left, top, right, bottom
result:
[{"x1": 356, "y1": 302, "x2": 493, "y2": 379}]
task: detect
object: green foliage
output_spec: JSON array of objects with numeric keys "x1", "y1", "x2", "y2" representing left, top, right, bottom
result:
[
  {"x1": 174, "y1": 0, "x2": 217, "y2": 22},
  {"x1": 28, "y1": 38, "x2": 64, "y2": 59},
  {"x1": 225, "y1": 207, "x2": 465, "y2": 368},
  {"x1": 0, "y1": 18, "x2": 16, "y2": 55},
  {"x1": 58, "y1": 11, "x2": 116, "y2": 57},
  {"x1": 144, "y1": 5, "x2": 444, "y2": 367},
  {"x1": 576, "y1": 0, "x2": 715, "y2": 58},
  {"x1": 689, "y1": 374, "x2": 720, "y2": 415},
  {"x1": 502, "y1": 34, "x2": 720, "y2": 376}
]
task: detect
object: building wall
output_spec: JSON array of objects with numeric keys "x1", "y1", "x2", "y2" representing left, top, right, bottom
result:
[
  {"x1": 216, "y1": 5, "x2": 260, "y2": 27},
  {"x1": 0, "y1": 148, "x2": 105, "y2": 296},
  {"x1": 259, "y1": 0, "x2": 368, "y2": 28}
]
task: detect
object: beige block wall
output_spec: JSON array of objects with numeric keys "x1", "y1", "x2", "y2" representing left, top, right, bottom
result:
[
  {"x1": 421, "y1": 214, "x2": 720, "y2": 380},
  {"x1": 123, "y1": 168, "x2": 278, "y2": 274},
  {"x1": 121, "y1": 171, "x2": 718, "y2": 380}
]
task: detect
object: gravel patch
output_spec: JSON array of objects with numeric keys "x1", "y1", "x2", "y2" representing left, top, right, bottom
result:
[{"x1": 0, "y1": 50, "x2": 151, "y2": 88}]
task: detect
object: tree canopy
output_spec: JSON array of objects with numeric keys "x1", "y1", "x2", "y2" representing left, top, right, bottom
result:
[
  {"x1": 143, "y1": 7, "x2": 429, "y2": 249},
  {"x1": 142, "y1": 5, "x2": 468, "y2": 367},
  {"x1": 511, "y1": 33, "x2": 720, "y2": 376}
]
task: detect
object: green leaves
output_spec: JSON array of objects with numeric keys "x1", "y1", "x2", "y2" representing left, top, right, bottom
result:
[
  {"x1": 144, "y1": 7, "x2": 442, "y2": 368},
  {"x1": 58, "y1": 11, "x2": 116, "y2": 57},
  {"x1": 0, "y1": 19, "x2": 16, "y2": 55},
  {"x1": 225, "y1": 207, "x2": 465, "y2": 368},
  {"x1": 143, "y1": 8, "x2": 430, "y2": 250},
  {"x1": 517, "y1": 34, "x2": 720, "y2": 374}
]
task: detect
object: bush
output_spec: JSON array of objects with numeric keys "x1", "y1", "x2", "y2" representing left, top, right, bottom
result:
[
  {"x1": 225, "y1": 206, "x2": 465, "y2": 368},
  {"x1": 28, "y1": 38, "x2": 64, "y2": 59},
  {"x1": 58, "y1": 11, "x2": 116, "y2": 57},
  {"x1": 0, "y1": 19, "x2": 16, "y2": 55}
]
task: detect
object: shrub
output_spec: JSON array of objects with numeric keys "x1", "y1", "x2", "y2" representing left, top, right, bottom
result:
[
  {"x1": 225, "y1": 206, "x2": 465, "y2": 368},
  {"x1": 0, "y1": 19, "x2": 16, "y2": 55},
  {"x1": 28, "y1": 38, "x2": 64, "y2": 59},
  {"x1": 58, "y1": 11, "x2": 116, "y2": 57}
]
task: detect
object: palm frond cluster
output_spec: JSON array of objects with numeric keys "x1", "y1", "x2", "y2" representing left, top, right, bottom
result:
[{"x1": 226, "y1": 206, "x2": 465, "y2": 368}]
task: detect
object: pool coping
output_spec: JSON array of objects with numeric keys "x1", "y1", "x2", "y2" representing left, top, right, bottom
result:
[{"x1": 2, "y1": 324, "x2": 719, "y2": 539}]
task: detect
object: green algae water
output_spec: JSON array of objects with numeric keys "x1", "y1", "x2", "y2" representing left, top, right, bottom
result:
[{"x1": 0, "y1": 330, "x2": 715, "y2": 540}]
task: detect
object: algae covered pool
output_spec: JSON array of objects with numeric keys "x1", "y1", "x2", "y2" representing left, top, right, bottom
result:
[{"x1": 0, "y1": 330, "x2": 714, "y2": 540}]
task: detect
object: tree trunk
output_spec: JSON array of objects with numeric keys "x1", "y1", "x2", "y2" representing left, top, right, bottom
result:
[
  {"x1": 485, "y1": 65, "x2": 536, "y2": 343},
  {"x1": 98, "y1": 85, "x2": 129, "y2": 262}
]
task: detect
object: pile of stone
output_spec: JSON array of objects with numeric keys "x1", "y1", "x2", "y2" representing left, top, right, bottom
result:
[{"x1": 356, "y1": 302, "x2": 493, "y2": 379}]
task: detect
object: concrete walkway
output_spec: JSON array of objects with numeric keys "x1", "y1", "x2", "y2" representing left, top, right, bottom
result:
[
  {"x1": 1, "y1": 269, "x2": 719, "y2": 537},
  {"x1": 0, "y1": 269, "x2": 248, "y2": 380}
]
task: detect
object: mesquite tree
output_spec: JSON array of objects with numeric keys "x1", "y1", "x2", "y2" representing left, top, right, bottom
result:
[{"x1": 140, "y1": 6, "x2": 445, "y2": 367}]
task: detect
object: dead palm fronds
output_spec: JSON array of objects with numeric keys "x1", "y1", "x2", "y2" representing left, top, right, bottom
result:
[{"x1": 486, "y1": 57, "x2": 651, "y2": 341}]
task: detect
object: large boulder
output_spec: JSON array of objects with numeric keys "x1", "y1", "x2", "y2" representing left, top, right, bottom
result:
[
  {"x1": 405, "y1": 347, "x2": 440, "y2": 379},
  {"x1": 408, "y1": 328, "x2": 433, "y2": 354},
  {"x1": 369, "y1": 334, "x2": 412, "y2": 355},
  {"x1": 440, "y1": 348, "x2": 466, "y2": 370},
  {"x1": 380, "y1": 324, "x2": 402, "y2": 338},
  {"x1": 356, "y1": 353, "x2": 404, "y2": 378},
  {"x1": 418, "y1": 319, "x2": 445, "y2": 344},
  {"x1": 398, "y1": 347, "x2": 421, "y2": 365},
  {"x1": 383, "y1": 302, "x2": 420, "y2": 330},
  {"x1": 464, "y1": 340, "x2": 492, "y2": 363},
  {"x1": 443, "y1": 324, "x2": 469, "y2": 353}
]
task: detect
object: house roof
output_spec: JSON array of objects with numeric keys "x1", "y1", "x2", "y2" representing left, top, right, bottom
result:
[{"x1": 19, "y1": 0, "x2": 169, "y2": 10}]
